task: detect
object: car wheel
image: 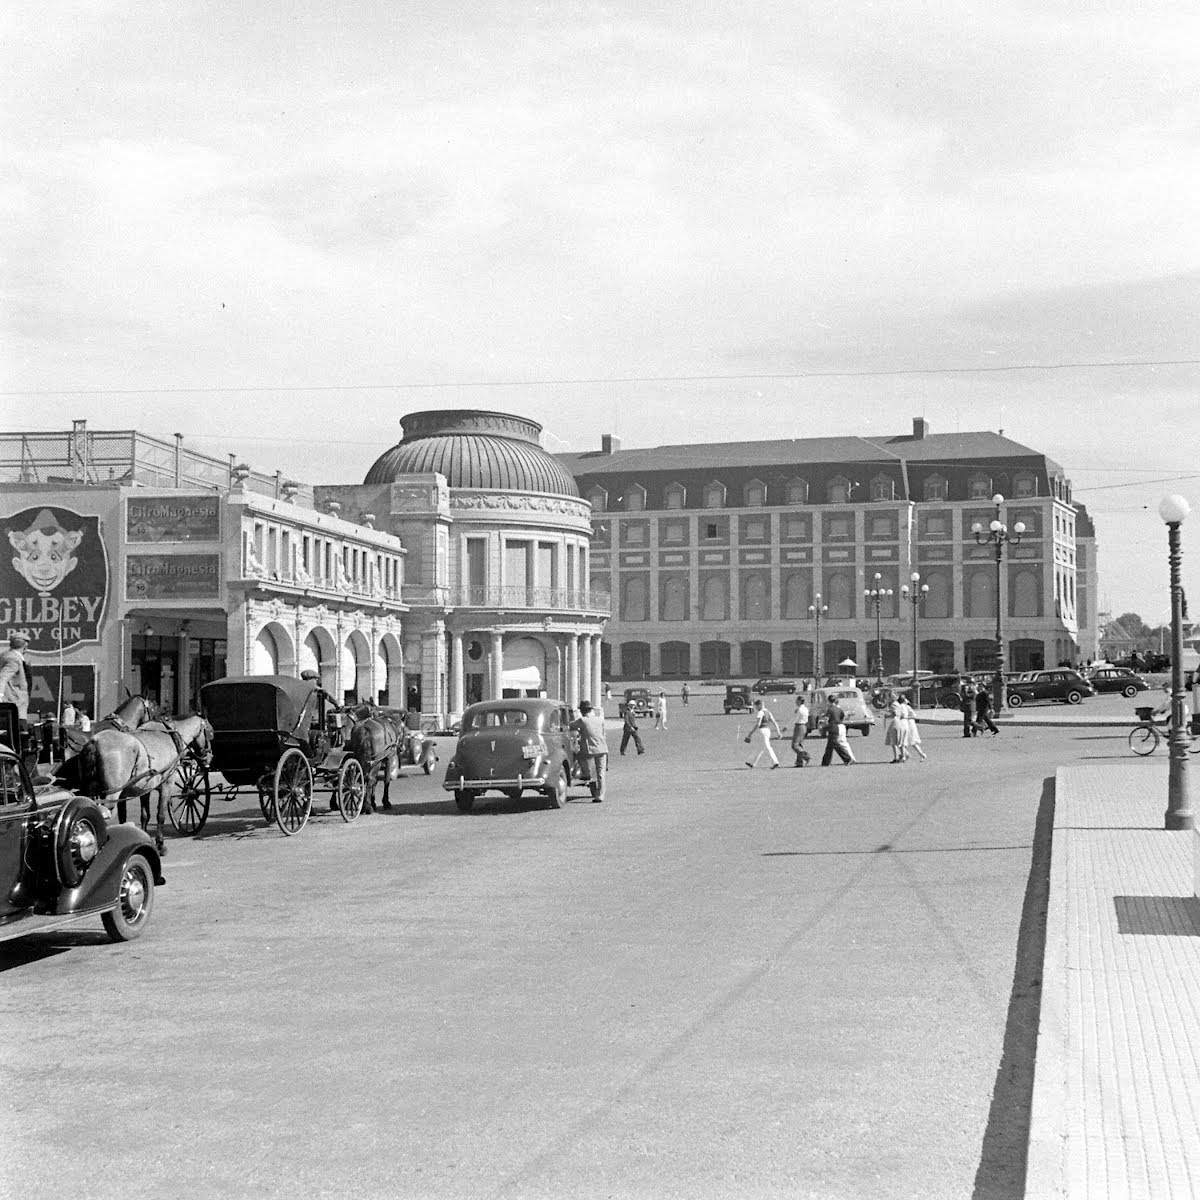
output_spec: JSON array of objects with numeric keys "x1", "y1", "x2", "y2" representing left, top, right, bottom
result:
[
  {"x1": 101, "y1": 854, "x2": 155, "y2": 942},
  {"x1": 861, "y1": 726, "x2": 870, "y2": 737},
  {"x1": 1008, "y1": 692, "x2": 1024, "y2": 708},
  {"x1": 545, "y1": 768, "x2": 568, "y2": 809},
  {"x1": 1122, "y1": 684, "x2": 1138, "y2": 698},
  {"x1": 1065, "y1": 690, "x2": 1083, "y2": 705},
  {"x1": 454, "y1": 788, "x2": 476, "y2": 812}
]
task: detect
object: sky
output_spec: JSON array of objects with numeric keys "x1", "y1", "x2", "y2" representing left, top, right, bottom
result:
[{"x1": 3, "y1": 0, "x2": 1199, "y2": 622}]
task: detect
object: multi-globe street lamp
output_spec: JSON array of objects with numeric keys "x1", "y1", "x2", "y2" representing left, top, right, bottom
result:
[
  {"x1": 808, "y1": 592, "x2": 829, "y2": 682},
  {"x1": 1159, "y1": 494, "x2": 1192, "y2": 831},
  {"x1": 972, "y1": 494, "x2": 1025, "y2": 710},
  {"x1": 899, "y1": 571, "x2": 930, "y2": 697},
  {"x1": 863, "y1": 572, "x2": 893, "y2": 682}
]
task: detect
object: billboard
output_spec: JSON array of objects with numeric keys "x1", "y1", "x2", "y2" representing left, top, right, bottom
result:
[
  {"x1": 27, "y1": 664, "x2": 97, "y2": 719},
  {"x1": 0, "y1": 505, "x2": 109, "y2": 654},
  {"x1": 127, "y1": 495, "x2": 220, "y2": 542},
  {"x1": 126, "y1": 554, "x2": 222, "y2": 600}
]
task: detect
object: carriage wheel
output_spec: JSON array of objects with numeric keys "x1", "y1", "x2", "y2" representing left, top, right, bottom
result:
[
  {"x1": 274, "y1": 749, "x2": 314, "y2": 836},
  {"x1": 167, "y1": 758, "x2": 211, "y2": 835},
  {"x1": 336, "y1": 758, "x2": 366, "y2": 823}
]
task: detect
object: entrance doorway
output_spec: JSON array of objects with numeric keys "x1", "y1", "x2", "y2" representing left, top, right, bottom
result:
[
  {"x1": 131, "y1": 635, "x2": 180, "y2": 715},
  {"x1": 405, "y1": 672, "x2": 422, "y2": 714}
]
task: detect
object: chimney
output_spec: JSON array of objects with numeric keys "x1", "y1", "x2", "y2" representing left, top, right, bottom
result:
[
  {"x1": 601, "y1": 434, "x2": 621, "y2": 455},
  {"x1": 912, "y1": 417, "x2": 929, "y2": 440}
]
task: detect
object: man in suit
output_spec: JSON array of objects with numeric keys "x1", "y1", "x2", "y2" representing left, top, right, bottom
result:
[
  {"x1": 820, "y1": 697, "x2": 856, "y2": 766},
  {"x1": 619, "y1": 703, "x2": 645, "y2": 756},
  {"x1": 961, "y1": 679, "x2": 978, "y2": 737}
]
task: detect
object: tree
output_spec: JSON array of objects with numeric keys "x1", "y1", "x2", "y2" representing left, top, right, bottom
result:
[{"x1": 1114, "y1": 611, "x2": 1150, "y2": 641}]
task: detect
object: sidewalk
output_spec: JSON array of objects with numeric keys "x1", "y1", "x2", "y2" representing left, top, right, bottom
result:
[
  {"x1": 914, "y1": 707, "x2": 1132, "y2": 728},
  {"x1": 1026, "y1": 762, "x2": 1200, "y2": 1198}
]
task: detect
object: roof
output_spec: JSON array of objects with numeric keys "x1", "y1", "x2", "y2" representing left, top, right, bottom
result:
[
  {"x1": 559, "y1": 430, "x2": 1050, "y2": 478},
  {"x1": 1073, "y1": 503, "x2": 1096, "y2": 536},
  {"x1": 365, "y1": 409, "x2": 579, "y2": 497}
]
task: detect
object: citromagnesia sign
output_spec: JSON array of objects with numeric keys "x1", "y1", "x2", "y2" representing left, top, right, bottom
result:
[{"x1": 1, "y1": 505, "x2": 109, "y2": 653}]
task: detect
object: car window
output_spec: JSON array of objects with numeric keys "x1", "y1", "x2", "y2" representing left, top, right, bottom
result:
[
  {"x1": 464, "y1": 710, "x2": 530, "y2": 730},
  {"x1": 547, "y1": 709, "x2": 561, "y2": 732},
  {"x1": 0, "y1": 758, "x2": 25, "y2": 807}
]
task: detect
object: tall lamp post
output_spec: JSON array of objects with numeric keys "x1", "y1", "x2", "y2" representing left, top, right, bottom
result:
[
  {"x1": 972, "y1": 494, "x2": 1025, "y2": 710},
  {"x1": 900, "y1": 571, "x2": 929, "y2": 697},
  {"x1": 808, "y1": 593, "x2": 829, "y2": 683},
  {"x1": 864, "y1": 572, "x2": 893, "y2": 681},
  {"x1": 1159, "y1": 495, "x2": 1192, "y2": 831}
]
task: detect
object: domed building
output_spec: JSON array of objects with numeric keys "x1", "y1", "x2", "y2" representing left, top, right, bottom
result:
[{"x1": 320, "y1": 409, "x2": 609, "y2": 720}]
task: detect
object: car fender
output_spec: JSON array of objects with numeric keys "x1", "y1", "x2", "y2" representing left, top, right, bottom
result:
[{"x1": 55, "y1": 828, "x2": 163, "y2": 915}]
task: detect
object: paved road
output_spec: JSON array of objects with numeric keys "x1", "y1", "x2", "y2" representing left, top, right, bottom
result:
[{"x1": 0, "y1": 696, "x2": 1140, "y2": 1199}]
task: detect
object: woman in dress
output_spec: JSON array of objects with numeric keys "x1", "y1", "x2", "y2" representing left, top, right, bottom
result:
[
  {"x1": 897, "y1": 695, "x2": 927, "y2": 762},
  {"x1": 884, "y1": 694, "x2": 902, "y2": 763}
]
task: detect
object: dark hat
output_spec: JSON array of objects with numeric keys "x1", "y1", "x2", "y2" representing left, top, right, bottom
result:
[
  {"x1": 9, "y1": 631, "x2": 30, "y2": 645},
  {"x1": 579, "y1": 700, "x2": 593, "y2": 713}
]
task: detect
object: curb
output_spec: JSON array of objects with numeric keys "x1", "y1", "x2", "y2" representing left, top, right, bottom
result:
[{"x1": 912, "y1": 711, "x2": 1132, "y2": 729}]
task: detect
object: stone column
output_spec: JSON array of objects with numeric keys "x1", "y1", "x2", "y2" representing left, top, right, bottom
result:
[
  {"x1": 591, "y1": 634, "x2": 603, "y2": 709},
  {"x1": 579, "y1": 632, "x2": 591, "y2": 704},
  {"x1": 490, "y1": 631, "x2": 504, "y2": 700},
  {"x1": 450, "y1": 630, "x2": 465, "y2": 718},
  {"x1": 567, "y1": 634, "x2": 580, "y2": 705},
  {"x1": 422, "y1": 619, "x2": 448, "y2": 716},
  {"x1": 552, "y1": 638, "x2": 564, "y2": 700}
]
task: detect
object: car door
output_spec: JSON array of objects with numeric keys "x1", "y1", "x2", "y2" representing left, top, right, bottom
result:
[
  {"x1": 0, "y1": 757, "x2": 32, "y2": 919},
  {"x1": 554, "y1": 706, "x2": 573, "y2": 769}
]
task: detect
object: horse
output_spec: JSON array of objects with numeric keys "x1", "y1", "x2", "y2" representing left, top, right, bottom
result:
[
  {"x1": 55, "y1": 694, "x2": 160, "y2": 790},
  {"x1": 345, "y1": 705, "x2": 405, "y2": 812},
  {"x1": 76, "y1": 715, "x2": 213, "y2": 853}
]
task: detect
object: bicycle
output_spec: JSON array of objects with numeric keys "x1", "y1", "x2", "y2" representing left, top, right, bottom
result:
[{"x1": 1128, "y1": 711, "x2": 1200, "y2": 757}]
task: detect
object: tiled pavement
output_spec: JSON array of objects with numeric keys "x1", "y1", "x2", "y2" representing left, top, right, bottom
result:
[{"x1": 1027, "y1": 762, "x2": 1200, "y2": 1198}]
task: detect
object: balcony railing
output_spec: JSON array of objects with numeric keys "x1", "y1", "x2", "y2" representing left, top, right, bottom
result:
[{"x1": 405, "y1": 584, "x2": 610, "y2": 613}]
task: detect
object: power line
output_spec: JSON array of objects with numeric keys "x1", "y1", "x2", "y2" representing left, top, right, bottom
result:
[{"x1": 4, "y1": 355, "x2": 1200, "y2": 397}]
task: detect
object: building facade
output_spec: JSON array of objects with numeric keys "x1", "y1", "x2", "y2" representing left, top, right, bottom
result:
[{"x1": 560, "y1": 418, "x2": 1093, "y2": 680}]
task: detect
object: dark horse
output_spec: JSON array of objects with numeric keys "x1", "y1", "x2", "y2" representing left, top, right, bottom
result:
[
  {"x1": 76, "y1": 715, "x2": 213, "y2": 853},
  {"x1": 345, "y1": 705, "x2": 404, "y2": 812},
  {"x1": 55, "y1": 694, "x2": 160, "y2": 791}
]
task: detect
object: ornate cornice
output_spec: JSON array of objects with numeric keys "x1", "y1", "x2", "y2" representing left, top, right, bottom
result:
[{"x1": 450, "y1": 491, "x2": 592, "y2": 519}]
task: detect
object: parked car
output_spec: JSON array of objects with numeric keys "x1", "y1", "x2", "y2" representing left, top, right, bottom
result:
[
  {"x1": 751, "y1": 678, "x2": 797, "y2": 695},
  {"x1": 1086, "y1": 666, "x2": 1150, "y2": 698},
  {"x1": 442, "y1": 698, "x2": 584, "y2": 811},
  {"x1": 0, "y1": 740, "x2": 164, "y2": 944},
  {"x1": 724, "y1": 684, "x2": 753, "y2": 714},
  {"x1": 886, "y1": 673, "x2": 968, "y2": 709},
  {"x1": 623, "y1": 688, "x2": 654, "y2": 718},
  {"x1": 804, "y1": 687, "x2": 876, "y2": 736},
  {"x1": 1006, "y1": 669, "x2": 1096, "y2": 707}
]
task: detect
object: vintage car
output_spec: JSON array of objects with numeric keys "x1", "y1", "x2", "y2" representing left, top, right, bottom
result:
[
  {"x1": 442, "y1": 698, "x2": 584, "y2": 811},
  {"x1": 1006, "y1": 669, "x2": 1096, "y2": 707},
  {"x1": 0, "y1": 738, "x2": 164, "y2": 944},
  {"x1": 804, "y1": 686, "x2": 877, "y2": 737},
  {"x1": 724, "y1": 684, "x2": 753, "y2": 714},
  {"x1": 623, "y1": 687, "x2": 654, "y2": 718},
  {"x1": 1086, "y1": 666, "x2": 1150, "y2": 698},
  {"x1": 751, "y1": 678, "x2": 797, "y2": 695}
]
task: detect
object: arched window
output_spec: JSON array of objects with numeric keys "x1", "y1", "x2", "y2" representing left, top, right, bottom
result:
[
  {"x1": 704, "y1": 481, "x2": 726, "y2": 509},
  {"x1": 744, "y1": 479, "x2": 766, "y2": 507},
  {"x1": 586, "y1": 487, "x2": 607, "y2": 512},
  {"x1": 664, "y1": 482, "x2": 686, "y2": 510},
  {"x1": 923, "y1": 475, "x2": 948, "y2": 501},
  {"x1": 924, "y1": 570, "x2": 951, "y2": 619},
  {"x1": 786, "y1": 477, "x2": 809, "y2": 504},
  {"x1": 741, "y1": 575, "x2": 769, "y2": 620},
  {"x1": 783, "y1": 572, "x2": 811, "y2": 619},
  {"x1": 623, "y1": 485, "x2": 646, "y2": 512},
  {"x1": 968, "y1": 473, "x2": 992, "y2": 499},
  {"x1": 1013, "y1": 569, "x2": 1039, "y2": 617},
  {"x1": 826, "y1": 571, "x2": 853, "y2": 618},
  {"x1": 869, "y1": 474, "x2": 895, "y2": 502},
  {"x1": 968, "y1": 571, "x2": 996, "y2": 618},
  {"x1": 621, "y1": 576, "x2": 647, "y2": 621},
  {"x1": 661, "y1": 576, "x2": 688, "y2": 621},
  {"x1": 826, "y1": 476, "x2": 850, "y2": 504},
  {"x1": 701, "y1": 575, "x2": 728, "y2": 620}
]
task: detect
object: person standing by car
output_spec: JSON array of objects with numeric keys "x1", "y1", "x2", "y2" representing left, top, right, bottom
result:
[
  {"x1": 571, "y1": 700, "x2": 609, "y2": 803},
  {"x1": 0, "y1": 631, "x2": 31, "y2": 721},
  {"x1": 745, "y1": 699, "x2": 781, "y2": 768},
  {"x1": 820, "y1": 697, "x2": 856, "y2": 766},
  {"x1": 655, "y1": 690, "x2": 668, "y2": 730},
  {"x1": 619, "y1": 703, "x2": 645, "y2": 756},
  {"x1": 974, "y1": 682, "x2": 999, "y2": 736},
  {"x1": 790, "y1": 695, "x2": 811, "y2": 767},
  {"x1": 961, "y1": 679, "x2": 978, "y2": 738}
]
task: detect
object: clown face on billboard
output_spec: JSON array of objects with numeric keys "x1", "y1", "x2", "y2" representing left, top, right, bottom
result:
[{"x1": 8, "y1": 508, "x2": 84, "y2": 594}]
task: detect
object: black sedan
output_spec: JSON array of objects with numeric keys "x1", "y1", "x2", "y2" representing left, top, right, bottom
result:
[
  {"x1": 0, "y1": 743, "x2": 164, "y2": 945},
  {"x1": 751, "y1": 678, "x2": 797, "y2": 695},
  {"x1": 1087, "y1": 667, "x2": 1150, "y2": 698},
  {"x1": 1006, "y1": 669, "x2": 1096, "y2": 707}
]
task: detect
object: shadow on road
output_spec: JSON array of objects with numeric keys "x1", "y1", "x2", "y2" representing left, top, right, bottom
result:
[
  {"x1": 971, "y1": 774, "x2": 1055, "y2": 1200},
  {"x1": 0, "y1": 928, "x2": 110, "y2": 972}
]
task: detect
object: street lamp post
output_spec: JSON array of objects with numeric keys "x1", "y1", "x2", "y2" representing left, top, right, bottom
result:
[
  {"x1": 900, "y1": 572, "x2": 930, "y2": 697},
  {"x1": 808, "y1": 593, "x2": 829, "y2": 683},
  {"x1": 864, "y1": 572, "x2": 893, "y2": 682},
  {"x1": 1159, "y1": 495, "x2": 1192, "y2": 831},
  {"x1": 972, "y1": 494, "x2": 1025, "y2": 710}
]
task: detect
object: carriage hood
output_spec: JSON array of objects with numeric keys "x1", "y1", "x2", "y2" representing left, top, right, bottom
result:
[{"x1": 200, "y1": 676, "x2": 319, "y2": 735}]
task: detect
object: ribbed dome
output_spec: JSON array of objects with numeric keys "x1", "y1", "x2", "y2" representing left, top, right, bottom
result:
[{"x1": 364, "y1": 410, "x2": 579, "y2": 497}]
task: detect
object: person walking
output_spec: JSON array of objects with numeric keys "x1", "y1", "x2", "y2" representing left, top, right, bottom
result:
[
  {"x1": 790, "y1": 695, "x2": 811, "y2": 767},
  {"x1": 898, "y1": 695, "x2": 928, "y2": 761},
  {"x1": 974, "y1": 682, "x2": 999, "y2": 736},
  {"x1": 681, "y1": 682, "x2": 690, "y2": 707},
  {"x1": 619, "y1": 703, "x2": 645, "y2": 756},
  {"x1": 883, "y1": 694, "x2": 902, "y2": 762},
  {"x1": 745, "y1": 699, "x2": 782, "y2": 768},
  {"x1": 820, "y1": 696, "x2": 856, "y2": 766},
  {"x1": 961, "y1": 679, "x2": 978, "y2": 738},
  {"x1": 570, "y1": 700, "x2": 609, "y2": 803},
  {"x1": 655, "y1": 690, "x2": 668, "y2": 730}
]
